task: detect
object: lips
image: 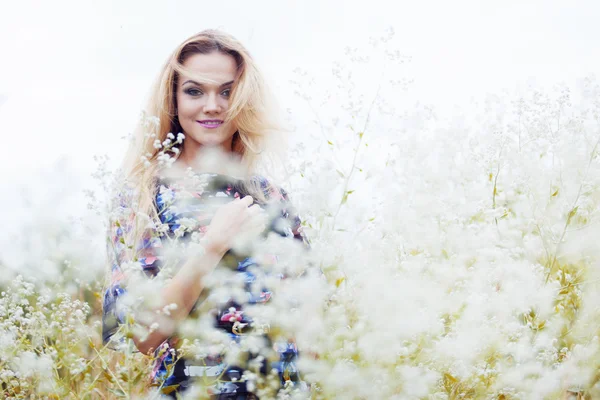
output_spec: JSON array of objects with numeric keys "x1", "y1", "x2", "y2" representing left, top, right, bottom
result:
[{"x1": 197, "y1": 120, "x2": 223, "y2": 129}]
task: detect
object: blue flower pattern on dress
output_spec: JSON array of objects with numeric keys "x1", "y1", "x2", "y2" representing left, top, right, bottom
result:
[{"x1": 102, "y1": 173, "x2": 310, "y2": 398}]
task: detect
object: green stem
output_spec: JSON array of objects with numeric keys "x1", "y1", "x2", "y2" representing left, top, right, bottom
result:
[
  {"x1": 331, "y1": 80, "x2": 383, "y2": 231},
  {"x1": 545, "y1": 133, "x2": 600, "y2": 283}
]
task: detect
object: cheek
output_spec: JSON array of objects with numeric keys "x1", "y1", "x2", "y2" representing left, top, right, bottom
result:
[{"x1": 177, "y1": 97, "x2": 196, "y2": 117}]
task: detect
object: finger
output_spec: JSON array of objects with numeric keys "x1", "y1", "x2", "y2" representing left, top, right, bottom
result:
[
  {"x1": 247, "y1": 204, "x2": 262, "y2": 215},
  {"x1": 240, "y1": 212, "x2": 265, "y2": 230},
  {"x1": 240, "y1": 218, "x2": 267, "y2": 236},
  {"x1": 240, "y1": 195, "x2": 254, "y2": 207},
  {"x1": 242, "y1": 209, "x2": 267, "y2": 226}
]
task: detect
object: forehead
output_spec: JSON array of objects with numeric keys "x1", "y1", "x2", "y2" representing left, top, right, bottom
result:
[{"x1": 180, "y1": 52, "x2": 237, "y2": 84}]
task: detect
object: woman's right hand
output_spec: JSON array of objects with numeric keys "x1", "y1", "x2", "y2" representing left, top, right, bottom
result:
[{"x1": 203, "y1": 195, "x2": 267, "y2": 255}]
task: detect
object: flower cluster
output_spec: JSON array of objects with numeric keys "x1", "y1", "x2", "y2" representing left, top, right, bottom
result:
[{"x1": 139, "y1": 131, "x2": 185, "y2": 168}]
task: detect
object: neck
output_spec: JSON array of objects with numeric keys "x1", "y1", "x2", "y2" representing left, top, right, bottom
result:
[{"x1": 175, "y1": 143, "x2": 246, "y2": 178}]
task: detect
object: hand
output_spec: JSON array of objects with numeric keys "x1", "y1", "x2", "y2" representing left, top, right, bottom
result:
[{"x1": 203, "y1": 195, "x2": 267, "y2": 255}]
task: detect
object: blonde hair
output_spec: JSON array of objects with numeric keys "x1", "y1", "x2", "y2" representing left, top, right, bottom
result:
[{"x1": 111, "y1": 29, "x2": 287, "y2": 267}]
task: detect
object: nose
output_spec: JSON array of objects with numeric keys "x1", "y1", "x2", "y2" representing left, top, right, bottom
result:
[{"x1": 203, "y1": 93, "x2": 221, "y2": 114}]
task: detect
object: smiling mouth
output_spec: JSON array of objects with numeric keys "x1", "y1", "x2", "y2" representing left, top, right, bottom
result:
[{"x1": 197, "y1": 120, "x2": 223, "y2": 128}]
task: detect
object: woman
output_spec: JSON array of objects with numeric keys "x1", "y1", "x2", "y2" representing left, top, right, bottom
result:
[{"x1": 102, "y1": 29, "x2": 311, "y2": 399}]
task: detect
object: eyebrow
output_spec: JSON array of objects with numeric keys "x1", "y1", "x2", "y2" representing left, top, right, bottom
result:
[{"x1": 182, "y1": 80, "x2": 234, "y2": 88}]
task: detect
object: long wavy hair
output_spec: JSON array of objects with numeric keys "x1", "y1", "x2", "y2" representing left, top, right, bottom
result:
[{"x1": 111, "y1": 29, "x2": 287, "y2": 266}]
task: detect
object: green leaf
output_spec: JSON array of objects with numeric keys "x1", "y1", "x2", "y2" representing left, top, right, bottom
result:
[
  {"x1": 444, "y1": 372, "x2": 458, "y2": 383},
  {"x1": 336, "y1": 169, "x2": 345, "y2": 178},
  {"x1": 341, "y1": 193, "x2": 349, "y2": 204},
  {"x1": 107, "y1": 388, "x2": 126, "y2": 397},
  {"x1": 359, "y1": 132, "x2": 364, "y2": 139},
  {"x1": 551, "y1": 189, "x2": 559, "y2": 197},
  {"x1": 567, "y1": 206, "x2": 579, "y2": 221},
  {"x1": 161, "y1": 385, "x2": 180, "y2": 395},
  {"x1": 341, "y1": 190, "x2": 354, "y2": 205},
  {"x1": 132, "y1": 369, "x2": 146, "y2": 385},
  {"x1": 327, "y1": 140, "x2": 333, "y2": 146}
]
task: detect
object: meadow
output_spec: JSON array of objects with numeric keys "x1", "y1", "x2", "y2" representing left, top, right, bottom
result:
[{"x1": 1, "y1": 33, "x2": 599, "y2": 399}]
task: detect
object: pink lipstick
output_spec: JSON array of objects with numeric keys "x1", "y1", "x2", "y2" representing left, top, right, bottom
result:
[{"x1": 197, "y1": 119, "x2": 223, "y2": 129}]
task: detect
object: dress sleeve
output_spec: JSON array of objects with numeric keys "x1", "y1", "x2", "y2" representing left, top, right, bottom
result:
[
  {"x1": 252, "y1": 175, "x2": 309, "y2": 248},
  {"x1": 276, "y1": 186, "x2": 311, "y2": 250},
  {"x1": 101, "y1": 188, "x2": 162, "y2": 351}
]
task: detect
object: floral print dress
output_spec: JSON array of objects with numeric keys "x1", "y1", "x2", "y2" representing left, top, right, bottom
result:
[{"x1": 102, "y1": 172, "x2": 311, "y2": 398}]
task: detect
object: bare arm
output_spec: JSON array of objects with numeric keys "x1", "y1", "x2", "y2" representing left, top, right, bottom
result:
[
  {"x1": 131, "y1": 194, "x2": 265, "y2": 355},
  {"x1": 133, "y1": 238, "x2": 226, "y2": 355}
]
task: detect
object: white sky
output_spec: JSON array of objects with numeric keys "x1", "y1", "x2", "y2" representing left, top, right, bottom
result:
[{"x1": 0, "y1": 0, "x2": 599, "y2": 178}]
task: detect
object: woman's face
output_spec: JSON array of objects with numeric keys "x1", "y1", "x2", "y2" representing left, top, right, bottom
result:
[{"x1": 176, "y1": 51, "x2": 238, "y2": 155}]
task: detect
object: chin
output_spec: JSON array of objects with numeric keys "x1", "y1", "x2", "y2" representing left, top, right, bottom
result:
[
  {"x1": 198, "y1": 136, "x2": 232, "y2": 150},
  {"x1": 183, "y1": 126, "x2": 235, "y2": 148}
]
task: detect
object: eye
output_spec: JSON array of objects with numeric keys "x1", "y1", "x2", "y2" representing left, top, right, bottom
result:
[
  {"x1": 184, "y1": 88, "x2": 203, "y2": 96},
  {"x1": 221, "y1": 89, "x2": 231, "y2": 98}
]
